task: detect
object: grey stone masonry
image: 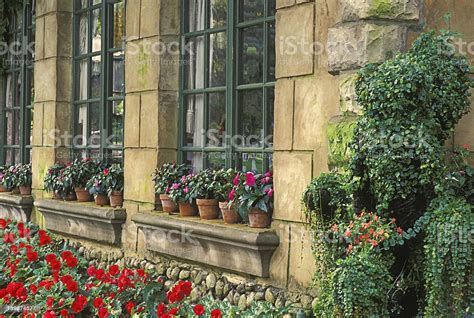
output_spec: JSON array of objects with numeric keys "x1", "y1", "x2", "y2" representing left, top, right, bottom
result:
[
  {"x1": 0, "y1": 193, "x2": 34, "y2": 222},
  {"x1": 132, "y1": 211, "x2": 280, "y2": 278},
  {"x1": 35, "y1": 200, "x2": 127, "y2": 245}
]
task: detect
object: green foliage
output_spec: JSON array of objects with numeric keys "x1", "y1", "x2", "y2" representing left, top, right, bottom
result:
[
  {"x1": 66, "y1": 158, "x2": 101, "y2": 189},
  {"x1": 302, "y1": 172, "x2": 352, "y2": 226},
  {"x1": 230, "y1": 171, "x2": 274, "y2": 216},
  {"x1": 332, "y1": 250, "x2": 393, "y2": 318},
  {"x1": 152, "y1": 163, "x2": 190, "y2": 195},
  {"x1": 43, "y1": 163, "x2": 65, "y2": 194},
  {"x1": 423, "y1": 195, "x2": 473, "y2": 317},
  {"x1": 352, "y1": 31, "x2": 472, "y2": 212}
]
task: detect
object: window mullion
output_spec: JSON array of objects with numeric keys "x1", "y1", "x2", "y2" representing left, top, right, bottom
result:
[
  {"x1": 225, "y1": 0, "x2": 235, "y2": 169},
  {"x1": 100, "y1": 1, "x2": 108, "y2": 160}
]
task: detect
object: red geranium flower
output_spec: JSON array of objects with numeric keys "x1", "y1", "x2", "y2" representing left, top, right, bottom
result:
[
  {"x1": 46, "y1": 297, "x2": 54, "y2": 308},
  {"x1": 211, "y1": 309, "x2": 222, "y2": 318},
  {"x1": 98, "y1": 307, "x2": 109, "y2": 318},
  {"x1": 194, "y1": 304, "x2": 205, "y2": 316},
  {"x1": 93, "y1": 297, "x2": 104, "y2": 309},
  {"x1": 108, "y1": 265, "x2": 119, "y2": 276},
  {"x1": 72, "y1": 295, "x2": 88, "y2": 313},
  {"x1": 0, "y1": 219, "x2": 7, "y2": 229},
  {"x1": 59, "y1": 309, "x2": 68, "y2": 317},
  {"x1": 125, "y1": 301, "x2": 135, "y2": 314}
]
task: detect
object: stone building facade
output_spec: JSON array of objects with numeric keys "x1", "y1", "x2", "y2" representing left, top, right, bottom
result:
[{"x1": 0, "y1": 0, "x2": 473, "y2": 306}]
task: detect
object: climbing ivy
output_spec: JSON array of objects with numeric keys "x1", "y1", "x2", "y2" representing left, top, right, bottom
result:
[{"x1": 304, "y1": 31, "x2": 473, "y2": 317}]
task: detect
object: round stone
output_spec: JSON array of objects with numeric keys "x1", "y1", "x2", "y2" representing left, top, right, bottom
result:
[{"x1": 206, "y1": 273, "x2": 217, "y2": 289}]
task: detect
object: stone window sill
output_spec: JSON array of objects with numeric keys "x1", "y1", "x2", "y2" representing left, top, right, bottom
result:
[
  {"x1": 35, "y1": 199, "x2": 127, "y2": 245},
  {"x1": 0, "y1": 192, "x2": 34, "y2": 222},
  {"x1": 132, "y1": 211, "x2": 280, "y2": 278}
]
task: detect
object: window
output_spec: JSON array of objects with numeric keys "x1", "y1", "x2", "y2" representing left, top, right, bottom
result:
[
  {"x1": 0, "y1": 1, "x2": 35, "y2": 165},
  {"x1": 180, "y1": 0, "x2": 276, "y2": 172},
  {"x1": 72, "y1": 0, "x2": 125, "y2": 163}
]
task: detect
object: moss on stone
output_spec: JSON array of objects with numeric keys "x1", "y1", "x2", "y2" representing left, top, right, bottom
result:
[
  {"x1": 368, "y1": 0, "x2": 395, "y2": 18},
  {"x1": 327, "y1": 116, "x2": 358, "y2": 171}
]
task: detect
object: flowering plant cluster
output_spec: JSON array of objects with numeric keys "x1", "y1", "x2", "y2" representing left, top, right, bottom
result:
[
  {"x1": 168, "y1": 174, "x2": 195, "y2": 203},
  {"x1": 86, "y1": 164, "x2": 123, "y2": 196},
  {"x1": 0, "y1": 164, "x2": 32, "y2": 189},
  {"x1": 43, "y1": 163, "x2": 67, "y2": 196},
  {"x1": 229, "y1": 171, "x2": 274, "y2": 215},
  {"x1": 64, "y1": 159, "x2": 100, "y2": 189},
  {"x1": 152, "y1": 163, "x2": 190, "y2": 195},
  {"x1": 330, "y1": 212, "x2": 409, "y2": 255},
  {"x1": 0, "y1": 219, "x2": 258, "y2": 318}
]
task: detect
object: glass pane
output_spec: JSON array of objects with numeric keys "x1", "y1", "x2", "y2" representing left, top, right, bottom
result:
[
  {"x1": 4, "y1": 149, "x2": 12, "y2": 166},
  {"x1": 90, "y1": 55, "x2": 101, "y2": 99},
  {"x1": 77, "y1": 0, "x2": 89, "y2": 10},
  {"x1": 268, "y1": 22, "x2": 276, "y2": 82},
  {"x1": 91, "y1": 9, "x2": 102, "y2": 52},
  {"x1": 239, "y1": 89, "x2": 263, "y2": 147},
  {"x1": 74, "y1": 104, "x2": 87, "y2": 147},
  {"x1": 5, "y1": 74, "x2": 13, "y2": 108},
  {"x1": 187, "y1": 0, "x2": 205, "y2": 32},
  {"x1": 240, "y1": 25, "x2": 264, "y2": 84},
  {"x1": 268, "y1": 0, "x2": 276, "y2": 17},
  {"x1": 209, "y1": 32, "x2": 226, "y2": 87},
  {"x1": 92, "y1": 0, "x2": 102, "y2": 5},
  {"x1": 78, "y1": 59, "x2": 88, "y2": 100},
  {"x1": 208, "y1": 152, "x2": 226, "y2": 169},
  {"x1": 207, "y1": 92, "x2": 226, "y2": 147},
  {"x1": 240, "y1": 0, "x2": 264, "y2": 21},
  {"x1": 184, "y1": 36, "x2": 205, "y2": 89},
  {"x1": 183, "y1": 94, "x2": 205, "y2": 147},
  {"x1": 90, "y1": 102, "x2": 101, "y2": 145},
  {"x1": 5, "y1": 111, "x2": 14, "y2": 145},
  {"x1": 113, "y1": 1, "x2": 125, "y2": 48},
  {"x1": 183, "y1": 152, "x2": 204, "y2": 173},
  {"x1": 111, "y1": 52, "x2": 124, "y2": 95},
  {"x1": 13, "y1": 110, "x2": 20, "y2": 145},
  {"x1": 266, "y1": 88, "x2": 275, "y2": 149},
  {"x1": 238, "y1": 153, "x2": 264, "y2": 173},
  {"x1": 78, "y1": 10, "x2": 88, "y2": 54},
  {"x1": 108, "y1": 149, "x2": 123, "y2": 164},
  {"x1": 108, "y1": 100, "x2": 124, "y2": 146},
  {"x1": 14, "y1": 72, "x2": 21, "y2": 107},
  {"x1": 210, "y1": 0, "x2": 227, "y2": 29}
]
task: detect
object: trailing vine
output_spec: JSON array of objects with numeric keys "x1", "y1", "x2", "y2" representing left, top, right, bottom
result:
[{"x1": 303, "y1": 31, "x2": 473, "y2": 317}]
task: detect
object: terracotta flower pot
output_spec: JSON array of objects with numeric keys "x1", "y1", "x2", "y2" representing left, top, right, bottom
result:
[
  {"x1": 155, "y1": 194, "x2": 163, "y2": 211},
  {"x1": 11, "y1": 188, "x2": 20, "y2": 194},
  {"x1": 196, "y1": 199, "x2": 220, "y2": 220},
  {"x1": 19, "y1": 186, "x2": 32, "y2": 195},
  {"x1": 75, "y1": 187, "x2": 92, "y2": 202},
  {"x1": 248, "y1": 208, "x2": 272, "y2": 228},
  {"x1": 219, "y1": 201, "x2": 241, "y2": 224},
  {"x1": 160, "y1": 194, "x2": 178, "y2": 213},
  {"x1": 0, "y1": 185, "x2": 9, "y2": 192},
  {"x1": 52, "y1": 192, "x2": 62, "y2": 200},
  {"x1": 178, "y1": 202, "x2": 198, "y2": 217},
  {"x1": 64, "y1": 192, "x2": 77, "y2": 201},
  {"x1": 110, "y1": 191, "x2": 124, "y2": 208},
  {"x1": 95, "y1": 194, "x2": 109, "y2": 206}
]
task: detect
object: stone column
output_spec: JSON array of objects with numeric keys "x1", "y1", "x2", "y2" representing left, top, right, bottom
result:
[
  {"x1": 121, "y1": 0, "x2": 181, "y2": 251},
  {"x1": 31, "y1": 0, "x2": 73, "y2": 223}
]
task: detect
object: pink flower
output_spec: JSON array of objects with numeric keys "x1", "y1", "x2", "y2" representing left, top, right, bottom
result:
[
  {"x1": 103, "y1": 168, "x2": 109, "y2": 176},
  {"x1": 181, "y1": 176, "x2": 186, "y2": 183},
  {"x1": 245, "y1": 172, "x2": 256, "y2": 187},
  {"x1": 172, "y1": 183, "x2": 179, "y2": 190},
  {"x1": 265, "y1": 188, "x2": 273, "y2": 197},
  {"x1": 233, "y1": 174, "x2": 240, "y2": 186},
  {"x1": 264, "y1": 171, "x2": 272, "y2": 178},
  {"x1": 184, "y1": 187, "x2": 189, "y2": 194},
  {"x1": 228, "y1": 189, "x2": 235, "y2": 201},
  {"x1": 463, "y1": 144, "x2": 469, "y2": 150}
]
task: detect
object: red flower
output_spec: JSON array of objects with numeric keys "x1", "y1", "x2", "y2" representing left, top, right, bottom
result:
[
  {"x1": 46, "y1": 297, "x2": 54, "y2": 308},
  {"x1": 194, "y1": 304, "x2": 205, "y2": 316},
  {"x1": 38, "y1": 230, "x2": 52, "y2": 246},
  {"x1": 72, "y1": 295, "x2": 87, "y2": 313},
  {"x1": 64, "y1": 256, "x2": 78, "y2": 268},
  {"x1": 59, "y1": 309, "x2": 68, "y2": 317},
  {"x1": 29, "y1": 284, "x2": 37, "y2": 294},
  {"x1": 95, "y1": 269, "x2": 106, "y2": 281},
  {"x1": 103, "y1": 168, "x2": 109, "y2": 176},
  {"x1": 60, "y1": 251, "x2": 74, "y2": 260},
  {"x1": 26, "y1": 250, "x2": 38, "y2": 262},
  {"x1": 156, "y1": 303, "x2": 167, "y2": 315},
  {"x1": 3, "y1": 232, "x2": 14, "y2": 243},
  {"x1": 463, "y1": 144, "x2": 469, "y2": 150},
  {"x1": 98, "y1": 308, "x2": 109, "y2": 318},
  {"x1": 169, "y1": 307, "x2": 179, "y2": 315},
  {"x1": 211, "y1": 309, "x2": 222, "y2": 318},
  {"x1": 65, "y1": 280, "x2": 78, "y2": 293},
  {"x1": 244, "y1": 172, "x2": 256, "y2": 187},
  {"x1": 136, "y1": 269, "x2": 145, "y2": 277},
  {"x1": 0, "y1": 219, "x2": 7, "y2": 229},
  {"x1": 45, "y1": 254, "x2": 57, "y2": 263},
  {"x1": 233, "y1": 174, "x2": 240, "y2": 186},
  {"x1": 125, "y1": 301, "x2": 135, "y2": 314},
  {"x1": 44, "y1": 311, "x2": 57, "y2": 318},
  {"x1": 108, "y1": 265, "x2": 119, "y2": 276},
  {"x1": 93, "y1": 297, "x2": 104, "y2": 309},
  {"x1": 228, "y1": 189, "x2": 235, "y2": 201},
  {"x1": 87, "y1": 265, "x2": 96, "y2": 276}
]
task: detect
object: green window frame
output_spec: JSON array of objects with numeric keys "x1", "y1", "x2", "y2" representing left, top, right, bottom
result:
[
  {"x1": 179, "y1": 0, "x2": 276, "y2": 172},
  {"x1": 72, "y1": 0, "x2": 125, "y2": 163},
  {"x1": 0, "y1": 0, "x2": 35, "y2": 165}
]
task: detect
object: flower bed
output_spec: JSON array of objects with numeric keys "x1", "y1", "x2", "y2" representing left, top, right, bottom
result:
[{"x1": 0, "y1": 219, "x2": 288, "y2": 317}]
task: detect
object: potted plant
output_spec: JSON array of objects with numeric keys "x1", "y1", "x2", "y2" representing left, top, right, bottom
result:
[
  {"x1": 16, "y1": 163, "x2": 32, "y2": 195},
  {"x1": 86, "y1": 167, "x2": 110, "y2": 206},
  {"x1": 152, "y1": 163, "x2": 190, "y2": 213},
  {"x1": 214, "y1": 169, "x2": 241, "y2": 224},
  {"x1": 107, "y1": 164, "x2": 124, "y2": 208},
  {"x1": 44, "y1": 162, "x2": 66, "y2": 199},
  {"x1": 168, "y1": 174, "x2": 198, "y2": 217},
  {"x1": 0, "y1": 165, "x2": 10, "y2": 192},
  {"x1": 231, "y1": 171, "x2": 274, "y2": 228},
  {"x1": 69, "y1": 158, "x2": 98, "y2": 202},
  {"x1": 2, "y1": 165, "x2": 19, "y2": 193},
  {"x1": 60, "y1": 163, "x2": 77, "y2": 201},
  {"x1": 191, "y1": 169, "x2": 221, "y2": 220}
]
